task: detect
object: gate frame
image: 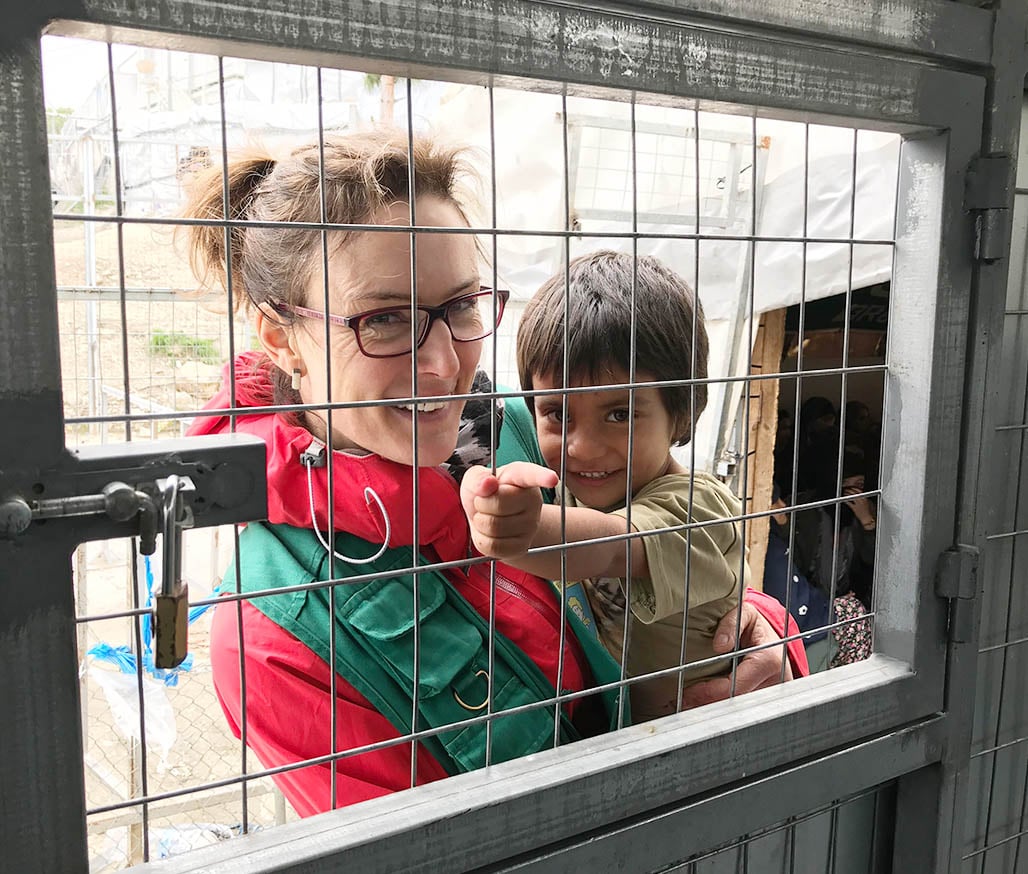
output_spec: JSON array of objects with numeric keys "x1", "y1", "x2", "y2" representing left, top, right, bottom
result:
[{"x1": 1, "y1": 1, "x2": 1022, "y2": 871}]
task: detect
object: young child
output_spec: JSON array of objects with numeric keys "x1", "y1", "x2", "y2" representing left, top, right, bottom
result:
[{"x1": 461, "y1": 250, "x2": 746, "y2": 722}]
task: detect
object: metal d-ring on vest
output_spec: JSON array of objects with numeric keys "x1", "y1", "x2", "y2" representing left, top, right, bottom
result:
[
  {"x1": 302, "y1": 437, "x2": 492, "y2": 711},
  {"x1": 453, "y1": 669, "x2": 491, "y2": 711}
]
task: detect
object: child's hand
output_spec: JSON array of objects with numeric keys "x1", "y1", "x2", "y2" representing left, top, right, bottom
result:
[{"x1": 460, "y1": 462, "x2": 559, "y2": 560}]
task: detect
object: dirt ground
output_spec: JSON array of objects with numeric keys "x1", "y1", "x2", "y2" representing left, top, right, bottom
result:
[
  {"x1": 54, "y1": 220, "x2": 242, "y2": 442},
  {"x1": 54, "y1": 221, "x2": 300, "y2": 870}
]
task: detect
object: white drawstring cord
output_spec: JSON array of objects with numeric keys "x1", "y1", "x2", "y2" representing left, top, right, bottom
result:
[{"x1": 302, "y1": 442, "x2": 392, "y2": 565}]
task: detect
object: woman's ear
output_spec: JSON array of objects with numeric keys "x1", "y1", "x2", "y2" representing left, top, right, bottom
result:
[
  {"x1": 674, "y1": 412, "x2": 692, "y2": 447},
  {"x1": 255, "y1": 305, "x2": 303, "y2": 376}
]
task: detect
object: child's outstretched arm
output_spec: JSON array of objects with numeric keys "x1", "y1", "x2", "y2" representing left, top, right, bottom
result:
[{"x1": 461, "y1": 463, "x2": 649, "y2": 581}]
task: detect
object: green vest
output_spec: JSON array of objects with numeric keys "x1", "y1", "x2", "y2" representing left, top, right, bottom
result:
[{"x1": 231, "y1": 522, "x2": 625, "y2": 775}]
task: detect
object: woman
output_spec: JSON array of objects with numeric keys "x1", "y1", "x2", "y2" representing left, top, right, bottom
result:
[{"x1": 184, "y1": 131, "x2": 806, "y2": 816}]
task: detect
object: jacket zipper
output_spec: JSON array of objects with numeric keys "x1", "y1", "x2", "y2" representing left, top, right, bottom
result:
[{"x1": 493, "y1": 573, "x2": 589, "y2": 693}]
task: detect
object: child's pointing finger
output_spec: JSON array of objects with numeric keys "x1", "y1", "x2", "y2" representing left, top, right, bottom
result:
[
  {"x1": 460, "y1": 465, "x2": 500, "y2": 498},
  {"x1": 494, "y1": 461, "x2": 559, "y2": 491}
]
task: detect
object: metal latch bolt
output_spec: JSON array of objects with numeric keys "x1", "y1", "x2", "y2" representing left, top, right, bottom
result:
[{"x1": 0, "y1": 482, "x2": 159, "y2": 552}]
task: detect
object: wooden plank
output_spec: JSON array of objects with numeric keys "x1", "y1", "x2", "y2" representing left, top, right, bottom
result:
[{"x1": 745, "y1": 308, "x2": 786, "y2": 591}]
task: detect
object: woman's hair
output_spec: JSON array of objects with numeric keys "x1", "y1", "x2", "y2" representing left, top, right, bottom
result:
[
  {"x1": 184, "y1": 129, "x2": 477, "y2": 314},
  {"x1": 182, "y1": 130, "x2": 478, "y2": 399},
  {"x1": 517, "y1": 250, "x2": 709, "y2": 446}
]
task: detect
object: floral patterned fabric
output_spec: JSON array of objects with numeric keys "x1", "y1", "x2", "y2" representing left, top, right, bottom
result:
[{"x1": 830, "y1": 592, "x2": 873, "y2": 667}]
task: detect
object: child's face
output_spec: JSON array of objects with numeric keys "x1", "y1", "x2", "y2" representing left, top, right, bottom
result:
[{"x1": 533, "y1": 367, "x2": 678, "y2": 511}]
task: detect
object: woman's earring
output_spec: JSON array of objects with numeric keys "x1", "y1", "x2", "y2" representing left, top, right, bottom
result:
[{"x1": 291, "y1": 368, "x2": 302, "y2": 391}]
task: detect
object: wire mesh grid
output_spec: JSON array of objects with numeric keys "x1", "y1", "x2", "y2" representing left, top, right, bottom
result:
[
  {"x1": 75, "y1": 536, "x2": 294, "y2": 870},
  {"x1": 43, "y1": 31, "x2": 901, "y2": 870},
  {"x1": 663, "y1": 783, "x2": 893, "y2": 874}
]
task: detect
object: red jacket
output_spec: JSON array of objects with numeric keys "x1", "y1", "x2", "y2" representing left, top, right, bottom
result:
[
  {"x1": 190, "y1": 353, "x2": 807, "y2": 816},
  {"x1": 190, "y1": 354, "x2": 598, "y2": 815}
]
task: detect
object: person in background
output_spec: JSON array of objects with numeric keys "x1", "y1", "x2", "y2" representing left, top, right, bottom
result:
[
  {"x1": 775, "y1": 445, "x2": 876, "y2": 668},
  {"x1": 764, "y1": 482, "x2": 832, "y2": 671},
  {"x1": 773, "y1": 406, "x2": 796, "y2": 496},
  {"x1": 845, "y1": 399, "x2": 882, "y2": 490},
  {"x1": 795, "y1": 396, "x2": 839, "y2": 495}
]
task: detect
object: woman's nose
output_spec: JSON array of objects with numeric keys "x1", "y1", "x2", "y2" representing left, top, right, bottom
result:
[{"x1": 415, "y1": 317, "x2": 460, "y2": 377}]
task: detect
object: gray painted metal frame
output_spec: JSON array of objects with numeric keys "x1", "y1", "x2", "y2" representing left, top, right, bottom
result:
[
  {"x1": 957, "y1": 2, "x2": 1028, "y2": 863},
  {"x1": 45, "y1": 0, "x2": 983, "y2": 128},
  {"x1": 129, "y1": 668, "x2": 933, "y2": 874},
  {"x1": 1, "y1": 28, "x2": 91, "y2": 874},
  {"x1": 0, "y1": 1, "x2": 1005, "y2": 872}
]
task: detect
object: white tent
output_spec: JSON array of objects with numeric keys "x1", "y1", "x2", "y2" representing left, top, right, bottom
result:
[{"x1": 434, "y1": 86, "x2": 900, "y2": 471}]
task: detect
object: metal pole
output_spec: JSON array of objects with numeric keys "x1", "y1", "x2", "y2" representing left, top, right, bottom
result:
[
  {"x1": 0, "y1": 23, "x2": 88, "y2": 874},
  {"x1": 82, "y1": 135, "x2": 101, "y2": 436},
  {"x1": 714, "y1": 140, "x2": 771, "y2": 475}
]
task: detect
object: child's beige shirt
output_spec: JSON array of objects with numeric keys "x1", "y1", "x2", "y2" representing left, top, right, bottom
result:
[{"x1": 571, "y1": 471, "x2": 745, "y2": 722}]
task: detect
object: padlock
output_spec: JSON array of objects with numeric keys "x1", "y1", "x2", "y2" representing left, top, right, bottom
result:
[{"x1": 153, "y1": 475, "x2": 194, "y2": 669}]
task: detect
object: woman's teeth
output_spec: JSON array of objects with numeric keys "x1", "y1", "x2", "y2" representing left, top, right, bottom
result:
[
  {"x1": 577, "y1": 471, "x2": 611, "y2": 479},
  {"x1": 395, "y1": 402, "x2": 448, "y2": 413}
]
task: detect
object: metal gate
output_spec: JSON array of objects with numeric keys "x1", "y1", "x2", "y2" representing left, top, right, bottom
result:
[
  {"x1": 2, "y1": 2, "x2": 1026, "y2": 872},
  {"x1": 961, "y1": 93, "x2": 1028, "y2": 873}
]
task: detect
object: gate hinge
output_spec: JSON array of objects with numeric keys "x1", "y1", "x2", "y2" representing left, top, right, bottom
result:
[
  {"x1": 935, "y1": 544, "x2": 979, "y2": 643},
  {"x1": 965, "y1": 154, "x2": 1013, "y2": 263}
]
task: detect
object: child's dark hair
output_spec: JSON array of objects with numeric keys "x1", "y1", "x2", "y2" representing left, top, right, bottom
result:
[{"x1": 517, "y1": 250, "x2": 708, "y2": 445}]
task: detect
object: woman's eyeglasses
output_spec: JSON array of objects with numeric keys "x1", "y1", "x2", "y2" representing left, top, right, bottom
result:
[{"x1": 276, "y1": 287, "x2": 510, "y2": 359}]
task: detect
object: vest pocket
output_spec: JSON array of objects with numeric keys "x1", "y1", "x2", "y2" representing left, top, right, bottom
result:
[{"x1": 341, "y1": 573, "x2": 481, "y2": 698}]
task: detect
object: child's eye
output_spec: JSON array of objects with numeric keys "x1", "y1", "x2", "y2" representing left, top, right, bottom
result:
[
  {"x1": 543, "y1": 408, "x2": 566, "y2": 424},
  {"x1": 606, "y1": 408, "x2": 632, "y2": 423}
]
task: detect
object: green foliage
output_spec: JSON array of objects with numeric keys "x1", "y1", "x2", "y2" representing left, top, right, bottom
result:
[
  {"x1": 149, "y1": 330, "x2": 221, "y2": 365},
  {"x1": 46, "y1": 107, "x2": 75, "y2": 137}
]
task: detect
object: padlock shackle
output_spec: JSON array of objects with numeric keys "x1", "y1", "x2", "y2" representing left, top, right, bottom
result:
[{"x1": 159, "y1": 474, "x2": 185, "y2": 598}]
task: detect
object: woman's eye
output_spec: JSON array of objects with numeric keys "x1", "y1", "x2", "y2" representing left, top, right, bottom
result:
[{"x1": 364, "y1": 310, "x2": 408, "y2": 328}]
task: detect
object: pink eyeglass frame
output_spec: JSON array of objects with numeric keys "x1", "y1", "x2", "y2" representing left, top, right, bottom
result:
[{"x1": 274, "y1": 286, "x2": 510, "y2": 358}]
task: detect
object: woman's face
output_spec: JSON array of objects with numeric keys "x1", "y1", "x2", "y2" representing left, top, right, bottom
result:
[{"x1": 294, "y1": 195, "x2": 483, "y2": 467}]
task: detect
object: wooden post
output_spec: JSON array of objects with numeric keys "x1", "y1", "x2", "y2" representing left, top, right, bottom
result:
[{"x1": 745, "y1": 308, "x2": 786, "y2": 590}]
